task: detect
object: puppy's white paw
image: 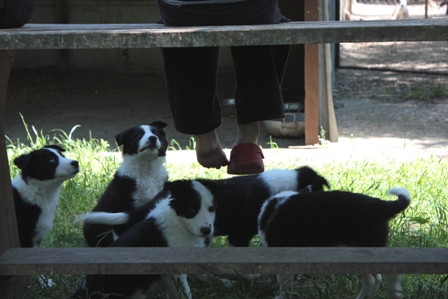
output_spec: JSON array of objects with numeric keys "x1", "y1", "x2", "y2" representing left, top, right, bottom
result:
[
  {"x1": 219, "y1": 278, "x2": 237, "y2": 288},
  {"x1": 241, "y1": 273, "x2": 260, "y2": 280},
  {"x1": 37, "y1": 275, "x2": 54, "y2": 288}
]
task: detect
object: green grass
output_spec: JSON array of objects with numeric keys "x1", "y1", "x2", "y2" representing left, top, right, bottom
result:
[
  {"x1": 6, "y1": 126, "x2": 448, "y2": 299},
  {"x1": 386, "y1": 83, "x2": 447, "y2": 102},
  {"x1": 405, "y1": 84, "x2": 447, "y2": 101}
]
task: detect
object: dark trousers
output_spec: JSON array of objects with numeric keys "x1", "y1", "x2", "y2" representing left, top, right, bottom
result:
[{"x1": 158, "y1": 0, "x2": 291, "y2": 135}]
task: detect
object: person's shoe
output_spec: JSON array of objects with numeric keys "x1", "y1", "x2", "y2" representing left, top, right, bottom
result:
[{"x1": 227, "y1": 143, "x2": 264, "y2": 175}]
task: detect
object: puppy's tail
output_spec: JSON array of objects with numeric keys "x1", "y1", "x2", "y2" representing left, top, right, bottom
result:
[
  {"x1": 75, "y1": 212, "x2": 130, "y2": 225},
  {"x1": 385, "y1": 187, "x2": 411, "y2": 218}
]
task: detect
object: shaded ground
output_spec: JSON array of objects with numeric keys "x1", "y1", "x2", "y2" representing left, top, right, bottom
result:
[
  {"x1": 4, "y1": 67, "x2": 448, "y2": 160},
  {"x1": 340, "y1": 41, "x2": 448, "y2": 74},
  {"x1": 5, "y1": 69, "x2": 297, "y2": 149},
  {"x1": 332, "y1": 68, "x2": 448, "y2": 156}
]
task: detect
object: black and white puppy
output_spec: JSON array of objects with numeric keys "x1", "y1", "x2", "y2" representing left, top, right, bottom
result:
[
  {"x1": 258, "y1": 188, "x2": 411, "y2": 299},
  {"x1": 83, "y1": 121, "x2": 169, "y2": 247},
  {"x1": 73, "y1": 180, "x2": 216, "y2": 299},
  {"x1": 198, "y1": 166, "x2": 329, "y2": 247},
  {"x1": 78, "y1": 166, "x2": 329, "y2": 248},
  {"x1": 12, "y1": 145, "x2": 79, "y2": 248}
]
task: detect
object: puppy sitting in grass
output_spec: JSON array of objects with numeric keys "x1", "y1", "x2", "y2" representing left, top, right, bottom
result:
[
  {"x1": 82, "y1": 121, "x2": 168, "y2": 247},
  {"x1": 12, "y1": 145, "x2": 79, "y2": 248},
  {"x1": 74, "y1": 179, "x2": 216, "y2": 299}
]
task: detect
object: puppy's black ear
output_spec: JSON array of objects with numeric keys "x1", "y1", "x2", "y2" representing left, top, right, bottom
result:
[
  {"x1": 166, "y1": 180, "x2": 192, "y2": 196},
  {"x1": 149, "y1": 121, "x2": 167, "y2": 129},
  {"x1": 298, "y1": 166, "x2": 330, "y2": 191},
  {"x1": 115, "y1": 127, "x2": 134, "y2": 146},
  {"x1": 45, "y1": 144, "x2": 66, "y2": 152},
  {"x1": 318, "y1": 176, "x2": 330, "y2": 190},
  {"x1": 14, "y1": 153, "x2": 31, "y2": 170},
  {"x1": 310, "y1": 176, "x2": 330, "y2": 191}
]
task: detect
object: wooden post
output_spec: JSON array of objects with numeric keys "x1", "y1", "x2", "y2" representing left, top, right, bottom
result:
[
  {"x1": 304, "y1": 0, "x2": 320, "y2": 145},
  {"x1": 323, "y1": 0, "x2": 338, "y2": 142},
  {"x1": 0, "y1": 50, "x2": 27, "y2": 299}
]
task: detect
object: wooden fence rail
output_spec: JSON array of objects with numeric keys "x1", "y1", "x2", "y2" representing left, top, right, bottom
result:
[{"x1": 1, "y1": 247, "x2": 447, "y2": 276}]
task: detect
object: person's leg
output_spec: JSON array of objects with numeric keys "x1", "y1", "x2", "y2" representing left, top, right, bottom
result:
[
  {"x1": 232, "y1": 44, "x2": 289, "y2": 128},
  {"x1": 227, "y1": 44, "x2": 290, "y2": 174},
  {"x1": 161, "y1": 46, "x2": 228, "y2": 168},
  {"x1": 157, "y1": 0, "x2": 286, "y2": 27},
  {"x1": 234, "y1": 44, "x2": 290, "y2": 143},
  {"x1": 235, "y1": 122, "x2": 260, "y2": 145},
  {"x1": 161, "y1": 47, "x2": 221, "y2": 134},
  {"x1": 224, "y1": 1, "x2": 290, "y2": 174},
  {"x1": 157, "y1": 0, "x2": 289, "y2": 171}
]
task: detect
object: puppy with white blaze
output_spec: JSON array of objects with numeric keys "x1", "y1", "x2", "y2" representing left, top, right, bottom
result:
[
  {"x1": 197, "y1": 166, "x2": 329, "y2": 247},
  {"x1": 78, "y1": 166, "x2": 329, "y2": 248},
  {"x1": 76, "y1": 166, "x2": 328, "y2": 284},
  {"x1": 12, "y1": 145, "x2": 79, "y2": 248},
  {"x1": 73, "y1": 180, "x2": 216, "y2": 299},
  {"x1": 258, "y1": 187, "x2": 411, "y2": 299},
  {"x1": 83, "y1": 121, "x2": 169, "y2": 247}
]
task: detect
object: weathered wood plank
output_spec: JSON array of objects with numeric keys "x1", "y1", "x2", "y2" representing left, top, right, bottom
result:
[
  {"x1": 0, "y1": 51, "x2": 18, "y2": 256},
  {"x1": 1, "y1": 247, "x2": 447, "y2": 276},
  {"x1": 0, "y1": 19, "x2": 446, "y2": 50},
  {"x1": 0, "y1": 50, "x2": 29, "y2": 299}
]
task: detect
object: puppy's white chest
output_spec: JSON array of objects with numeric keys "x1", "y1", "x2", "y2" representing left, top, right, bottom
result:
[
  {"x1": 34, "y1": 201, "x2": 58, "y2": 243},
  {"x1": 133, "y1": 175, "x2": 166, "y2": 207},
  {"x1": 120, "y1": 157, "x2": 168, "y2": 208},
  {"x1": 28, "y1": 189, "x2": 60, "y2": 246},
  {"x1": 134, "y1": 180, "x2": 160, "y2": 200}
]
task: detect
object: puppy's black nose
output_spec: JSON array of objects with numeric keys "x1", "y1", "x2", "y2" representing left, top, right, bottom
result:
[
  {"x1": 71, "y1": 160, "x2": 79, "y2": 168},
  {"x1": 200, "y1": 226, "x2": 211, "y2": 236},
  {"x1": 148, "y1": 136, "x2": 157, "y2": 144}
]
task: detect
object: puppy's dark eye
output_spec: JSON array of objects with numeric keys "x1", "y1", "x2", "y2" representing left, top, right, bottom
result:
[
  {"x1": 208, "y1": 206, "x2": 216, "y2": 213},
  {"x1": 152, "y1": 128, "x2": 166, "y2": 137},
  {"x1": 150, "y1": 129, "x2": 160, "y2": 137},
  {"x1": 49, "y1": 158, "x2": 56, "y2": 163}
]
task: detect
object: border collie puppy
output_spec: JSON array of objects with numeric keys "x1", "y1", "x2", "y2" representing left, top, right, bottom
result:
[
  {"x1": 78, "y1": 166, "x2": 329, "y2": 248},
  {"x1": 198, "y1": 166, "x2": 329, "y2": 247},
  {"x1": 83, "y1": 121, "x2": 169, "y2": 247},
  {"x1": 258, "y1": 188, "x2": 411, "y2": 299},
  {"x1": 73, "y1": 180, "x2": 216, "y2": 299},
  {"x1": 12, "y1": 145, "x2": 79, "y2": 248}
]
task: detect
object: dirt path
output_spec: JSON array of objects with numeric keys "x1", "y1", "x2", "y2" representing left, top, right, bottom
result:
[{"x1": 4, "y1": 68, "x2": 447, "y2": 162}]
